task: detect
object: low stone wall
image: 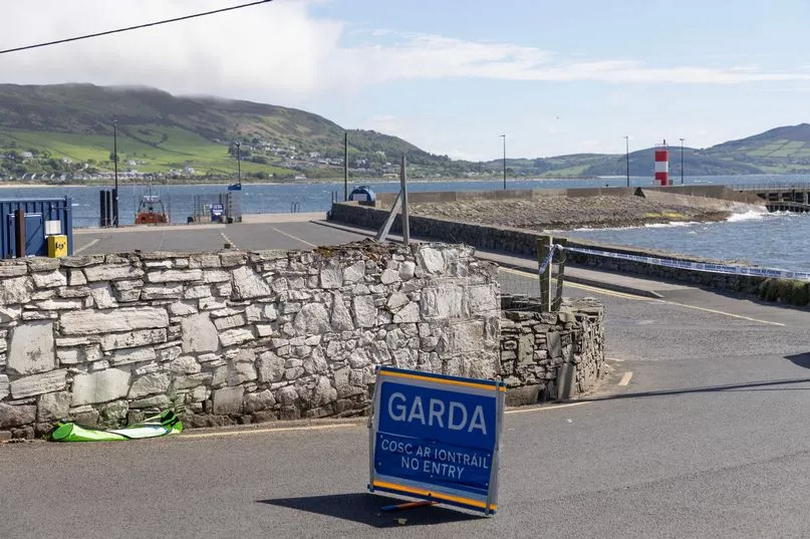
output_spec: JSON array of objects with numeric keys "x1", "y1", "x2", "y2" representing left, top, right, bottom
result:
[
  {"x1": 0, "y1": 241, "x2": 502, "y2": 439},
  {"x1": 500, "y1": 295, "x2": 605, "y2": 405},
  {"x1": 329, "y1": 202, "x2": 810, "y2": 307}
]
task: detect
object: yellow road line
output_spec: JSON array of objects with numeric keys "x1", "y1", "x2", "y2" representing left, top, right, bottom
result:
[
  {"x1": 181, "y1": 423, "x2": 359, "y2": 439},
  {"x1": 271, "y1": 226, "x2": 317, "y2": 248},
  {"x1": 499, "y1": 267, "x2": 785, "y2": 326}
]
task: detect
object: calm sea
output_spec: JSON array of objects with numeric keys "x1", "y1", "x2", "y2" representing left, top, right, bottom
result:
[{"x1": 3, "y1": 174, "x2": 809, "y2": 272}]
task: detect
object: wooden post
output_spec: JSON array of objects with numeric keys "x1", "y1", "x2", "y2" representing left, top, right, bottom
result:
[
  {"x1": 400, "y1": 153, "x2": 410, "y2": 245},
  {"x1": 553, "y1": 238, "x2": 568, "y2": 311},
  {"x1": 538, "y1": 236, "x2": 553, "y2": 312},
  {"x1": 14, "y1": 209, "x2": 25, "y2": 258}
]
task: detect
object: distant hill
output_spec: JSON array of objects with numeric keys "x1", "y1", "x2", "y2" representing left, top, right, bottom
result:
[
  {"x1": 1, "y1": 83, "x2": 810, "y2": 182},
  {"x1": 0, "y1": 84, "x2": 443, "y2": 181}
]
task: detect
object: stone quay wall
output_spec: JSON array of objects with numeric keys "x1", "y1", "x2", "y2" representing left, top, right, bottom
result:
[
  {"x1": 329, "y1": 202, "x2": 810, "y2": 307},
  {"x1": 500, "y1": 295, "x2": 605, "y2": 406},
  {"x1": 0, "y1": 241, "x2": 502, "y2": 439}
]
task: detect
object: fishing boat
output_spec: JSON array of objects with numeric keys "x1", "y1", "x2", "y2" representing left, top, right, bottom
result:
[{"x1": 135, "y1": 191, "x2": 168, "y2": 225}]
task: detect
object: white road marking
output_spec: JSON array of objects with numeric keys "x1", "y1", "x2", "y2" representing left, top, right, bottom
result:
[
  {"x1": 181, "y1": 423, "x2": 360, "y2": 439},
  {"x1": 607, "y1": 357, "x2": 625, "y2": 362},
  {"x1": 618, "y1": 372, "x2": 634, "y2": 386},
  {"x1": 499, "y1": 267, "x2": 785, "y2": 327},
  {"x1": 505, "y1": 401, "x2": 589, "y2": 415},
  {"x1": 220, "y1": 231, "x2": 237, "y2": 249},
  {"x1": 73, "y1": 238, "x2": 100, "y2": 254},
  {"x1": 271, "y1": 226, "x2": 317, "y2": 248}
]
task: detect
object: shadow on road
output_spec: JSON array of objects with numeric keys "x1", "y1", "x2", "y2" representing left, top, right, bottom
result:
[
  {"x1": 258, "y1": 493, "x2": 482, "y2": 528},
  {"x1": 786, "y1": 353, "x2": 810, "y2": 369}
]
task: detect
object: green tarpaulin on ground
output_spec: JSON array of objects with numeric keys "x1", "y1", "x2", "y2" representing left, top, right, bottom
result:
[{"x1": 50, "y1": 410, "x2": 182, "y2": 442}]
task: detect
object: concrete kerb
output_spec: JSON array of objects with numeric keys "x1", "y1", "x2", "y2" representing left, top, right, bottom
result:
[{"x1": 311, "y1": 219, "x2": 662, "y2": 299}]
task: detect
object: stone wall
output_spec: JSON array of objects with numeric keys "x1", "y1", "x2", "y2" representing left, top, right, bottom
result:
[
  {"x1": 329, "y1": 202, "x2": 810, "y2": 307},
  {"x1": 500, "y1": 295, "x2": 605, "y2": 405},
  {"x1": 0, "y1": 240, "x2": 502, "y2": 439}
]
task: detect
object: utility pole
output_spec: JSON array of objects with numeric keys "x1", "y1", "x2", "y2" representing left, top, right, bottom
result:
[
  {"x1": 624, "y1": 135, "x2": 630, "y2": 187},
  {"x1": 679, "y1": 138, "x2": 685, "y2": 185},
  {"x1": 500, "y1": 134, "x2": 506, "y2": 190},
  {"x1": 112, "y1": 120, "x2": 119, "y2": 227},
  {"x1": 343, "y1": 131, "x2": 348, "y2": 201}
]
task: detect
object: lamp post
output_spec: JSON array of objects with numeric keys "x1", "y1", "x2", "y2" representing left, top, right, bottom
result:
[
  {"x1": 235, "y1": 141, "x2": 242, "y2": 187},
  {"x1": 500, "y1": 134, "x2": 506, "y2": 190},
  {"x1": 679, "y1": 138, "x2": 685, "y2": 185},
  {"x1": 112, "y1": 120, "x2": 119, "y2": 227},
  {"x1": 624, "y1": 135, "x2": 630, "y2": 187}
]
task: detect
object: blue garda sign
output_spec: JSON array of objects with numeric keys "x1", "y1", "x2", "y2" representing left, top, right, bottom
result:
[{"x1": 368, "y1": 366, "x2": 505, "y2": 515}]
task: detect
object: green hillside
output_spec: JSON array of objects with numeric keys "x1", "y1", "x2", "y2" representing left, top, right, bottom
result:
[{"x1": 0, "y1": 84, "x2": 442, "y2": 182}]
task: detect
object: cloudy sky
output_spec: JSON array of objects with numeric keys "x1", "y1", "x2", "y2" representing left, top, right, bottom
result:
[{"x1": 1, "y1": 0, "x2": 809, "y2": 160}]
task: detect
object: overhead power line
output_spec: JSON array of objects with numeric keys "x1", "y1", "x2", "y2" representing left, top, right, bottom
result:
[{"x1": 0, "y1": 0, "x2": 274, "y2": 55}]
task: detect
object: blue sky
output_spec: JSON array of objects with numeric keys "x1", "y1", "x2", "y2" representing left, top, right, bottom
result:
[{"x1": 2, "y1": 0, "x2": 810, "y2": 160}]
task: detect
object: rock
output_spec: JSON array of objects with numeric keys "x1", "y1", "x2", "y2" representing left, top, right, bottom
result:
[
  {"x1": 61, "y1": 307, "x2": 169, "y2": 336},
  {"x1": 100, "y1": 329, "x2": 167, "y2": 351},
  {"x1": 212, "y1": 386, "x2": 244, "y2": 415},
  {"x1": 172, "y1": 373, "x2": 212, "y2": 390},
  {"x1": 293, "y1": 303, "x2": 331, "y2": 335},
  {"x1": 169, "y1": 302, "x2": 198, "y2": 316},
  {"x1": 84, "y1": 265, "x2": 143, "y2": 282},
  {"x1": 147, "y1": 269, "x2": 203, "y2": 283},
  {"x1": 0, "y1": 374, "x2": 8, "y2": 400},
  {"x1": 72, "y1": 369, "x2": 131, "y2": 406},
  {"x1": 311, "y1": 376, "x2": 337, "y2": 407},
  {"x1": 421, "y1": 286, "x2": 464, "y2": 319},
  {"x1": 129, "y1": 395, "x2": 172, "y2": 409},
  {"x1": 399, "y1": 261, "x2": 416, "y2": 280},
  {"x1": 99, "y1": 400, "x2": 129, "y2": 426},
  {"x1": 466, "y1": 284, "x2": 498, "y2": 312},
  {"x1": 0, "y1": 276, "x2": 33, "y2": 304},
  {"x1": 38, "y1": 391, "x2": 71, "y2": 422},
  {"x1": 129, "y1": 373, "x2": 170, "y2": 399},
  {"x1": 0, "y1": 306, "x2": 22, "y2": 323},
  {"x1": 32, "y1": 270, "x2": 67, "y2": 288},
  {"x1": 244, "y1": 390, "x2": 275, "y2": 413},
  {"x1": 230, "y1": 349, "x2": 257, "y2": 384},
  {"x1": 168, "y1": 356, "x2": 202, "y2": 375},
  {"x1": 319, "y1": 261, "x2": 343, "y2": 289},
  {"x1": 0, "y1": 403, "x2": 36, "y2": 428},
  {"x1": 111, "y1": 347, "x2": 157, "y2": 366},
  {"x1": 353, "y1": 295, "x2": 376, "y2": 328},
  {"x1": 277, "y1": 386, "x2": 298, "y2": 406},
  {"x1": 180, "y1": 313, "x2": 219, "y2": 352},
  {"x1": 68, "y1": 270, "x2": 87, "y2": 286},
  {"x1": 330, "y1": 294, "x2": 353, "y2": 331},
  {"x1": 393, "y1": 303, "x2": 420, "y2": 323},
  {"x1": 0, "y1": 263, "x2": 27, "y2": 277},
  {"x1": 203, "y1": 270, "x2": 231, "y2": 283},
  {"x1": 343, "y1": 261, "x2": 365, "y2": 283},
  {"x1": 387, "y1": 292, "x2": 409, "y2": 310},
  {"x1": 264, "y1": 304, "x2": 278, "y2": 321},
  {"x1": 380, "y1": 269, "x2": 400, "y2": 284},
  {"x1": 418, "y1": 247, "x2": 445, "y2": 273},
  {"x1": 8, "y1": 321, "x2": 55, "y2": 375},
  {"x1": 231, "y1": 266, "x2": 273, "y2": 299},
  {"x1": 142, "y1": 285, "x2": 184, "y2": 300},
  {"x1": 219, "y1": 328, "x2": 255, "y2": 347},
  {"x1": 9, "y1": 369, "x2": 67, "y2": 398},
  {"x1": 257, "y1": 352, "x2": 285, "y2": 383}
]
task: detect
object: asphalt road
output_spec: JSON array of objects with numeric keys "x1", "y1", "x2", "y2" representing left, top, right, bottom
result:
[
  {"x1": 14, "y1": 218, "x2": 810, "y2": 536},
  {"x1": 2, "y1": 263, "x2": 809, "y2": 538},
  {"x1": 73, "y1": 221, "x2": 367, "y2": 255}
]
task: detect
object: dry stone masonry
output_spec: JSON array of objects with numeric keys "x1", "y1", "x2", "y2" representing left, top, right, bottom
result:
[{"x1": 0, "y1": 241, "x2": 503, "y2": 439}]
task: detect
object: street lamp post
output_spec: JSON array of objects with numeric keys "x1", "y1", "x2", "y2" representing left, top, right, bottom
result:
[
  {"x1": 679, "y1": 138, "x2": 685, "y2": 185},
  {"x1": 624, "y1": 135, "x2": 630, "y2": 187},
  {"x1": 500, "y1": 134, "x2": 506, "y2": 190},
  {"x1": 112, "y1": 120, "x2": 119, "y2": 227},
  {"x1": 235, "y1": 141, "x2": 242, "y2": 187}
]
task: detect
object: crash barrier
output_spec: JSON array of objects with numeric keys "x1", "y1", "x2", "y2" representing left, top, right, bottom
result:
[{"x1": 328, "y1": 202, "x2": 810, "y2": 307}]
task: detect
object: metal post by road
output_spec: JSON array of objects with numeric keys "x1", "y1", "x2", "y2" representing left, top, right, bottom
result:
[
  {"x1": 500, "y1": 134, "x2": 507, "y2": 190},
  {"x1": 625, "y1": 135, "x2": 630, "y2": 187},
  {"x1": 552, "y1": 238, "x2": 568, "y2": 311},
  {"x1": 680, "y1": 137, "x2": 685, "y2": 185},
  {"x1": 538, "y1": 235, "x2": 553, "y2": 312},
  {"x1": 400, "y1": 153, "x2": 410, "y2": 245},
  {"x1": 112, "y1": 120, "x2": 119, "y2": 227},
  {"x1": 236, "y1": 141, "x2": 242, "y2": 186},
  {"x1": 344, "y1": 131, "x2": 348, "y2": 202}
]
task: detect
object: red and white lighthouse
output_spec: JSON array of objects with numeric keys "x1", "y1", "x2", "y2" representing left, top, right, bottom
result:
[{"x1": 654, "y1": 140, "x2": 669, "y2": 186}]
